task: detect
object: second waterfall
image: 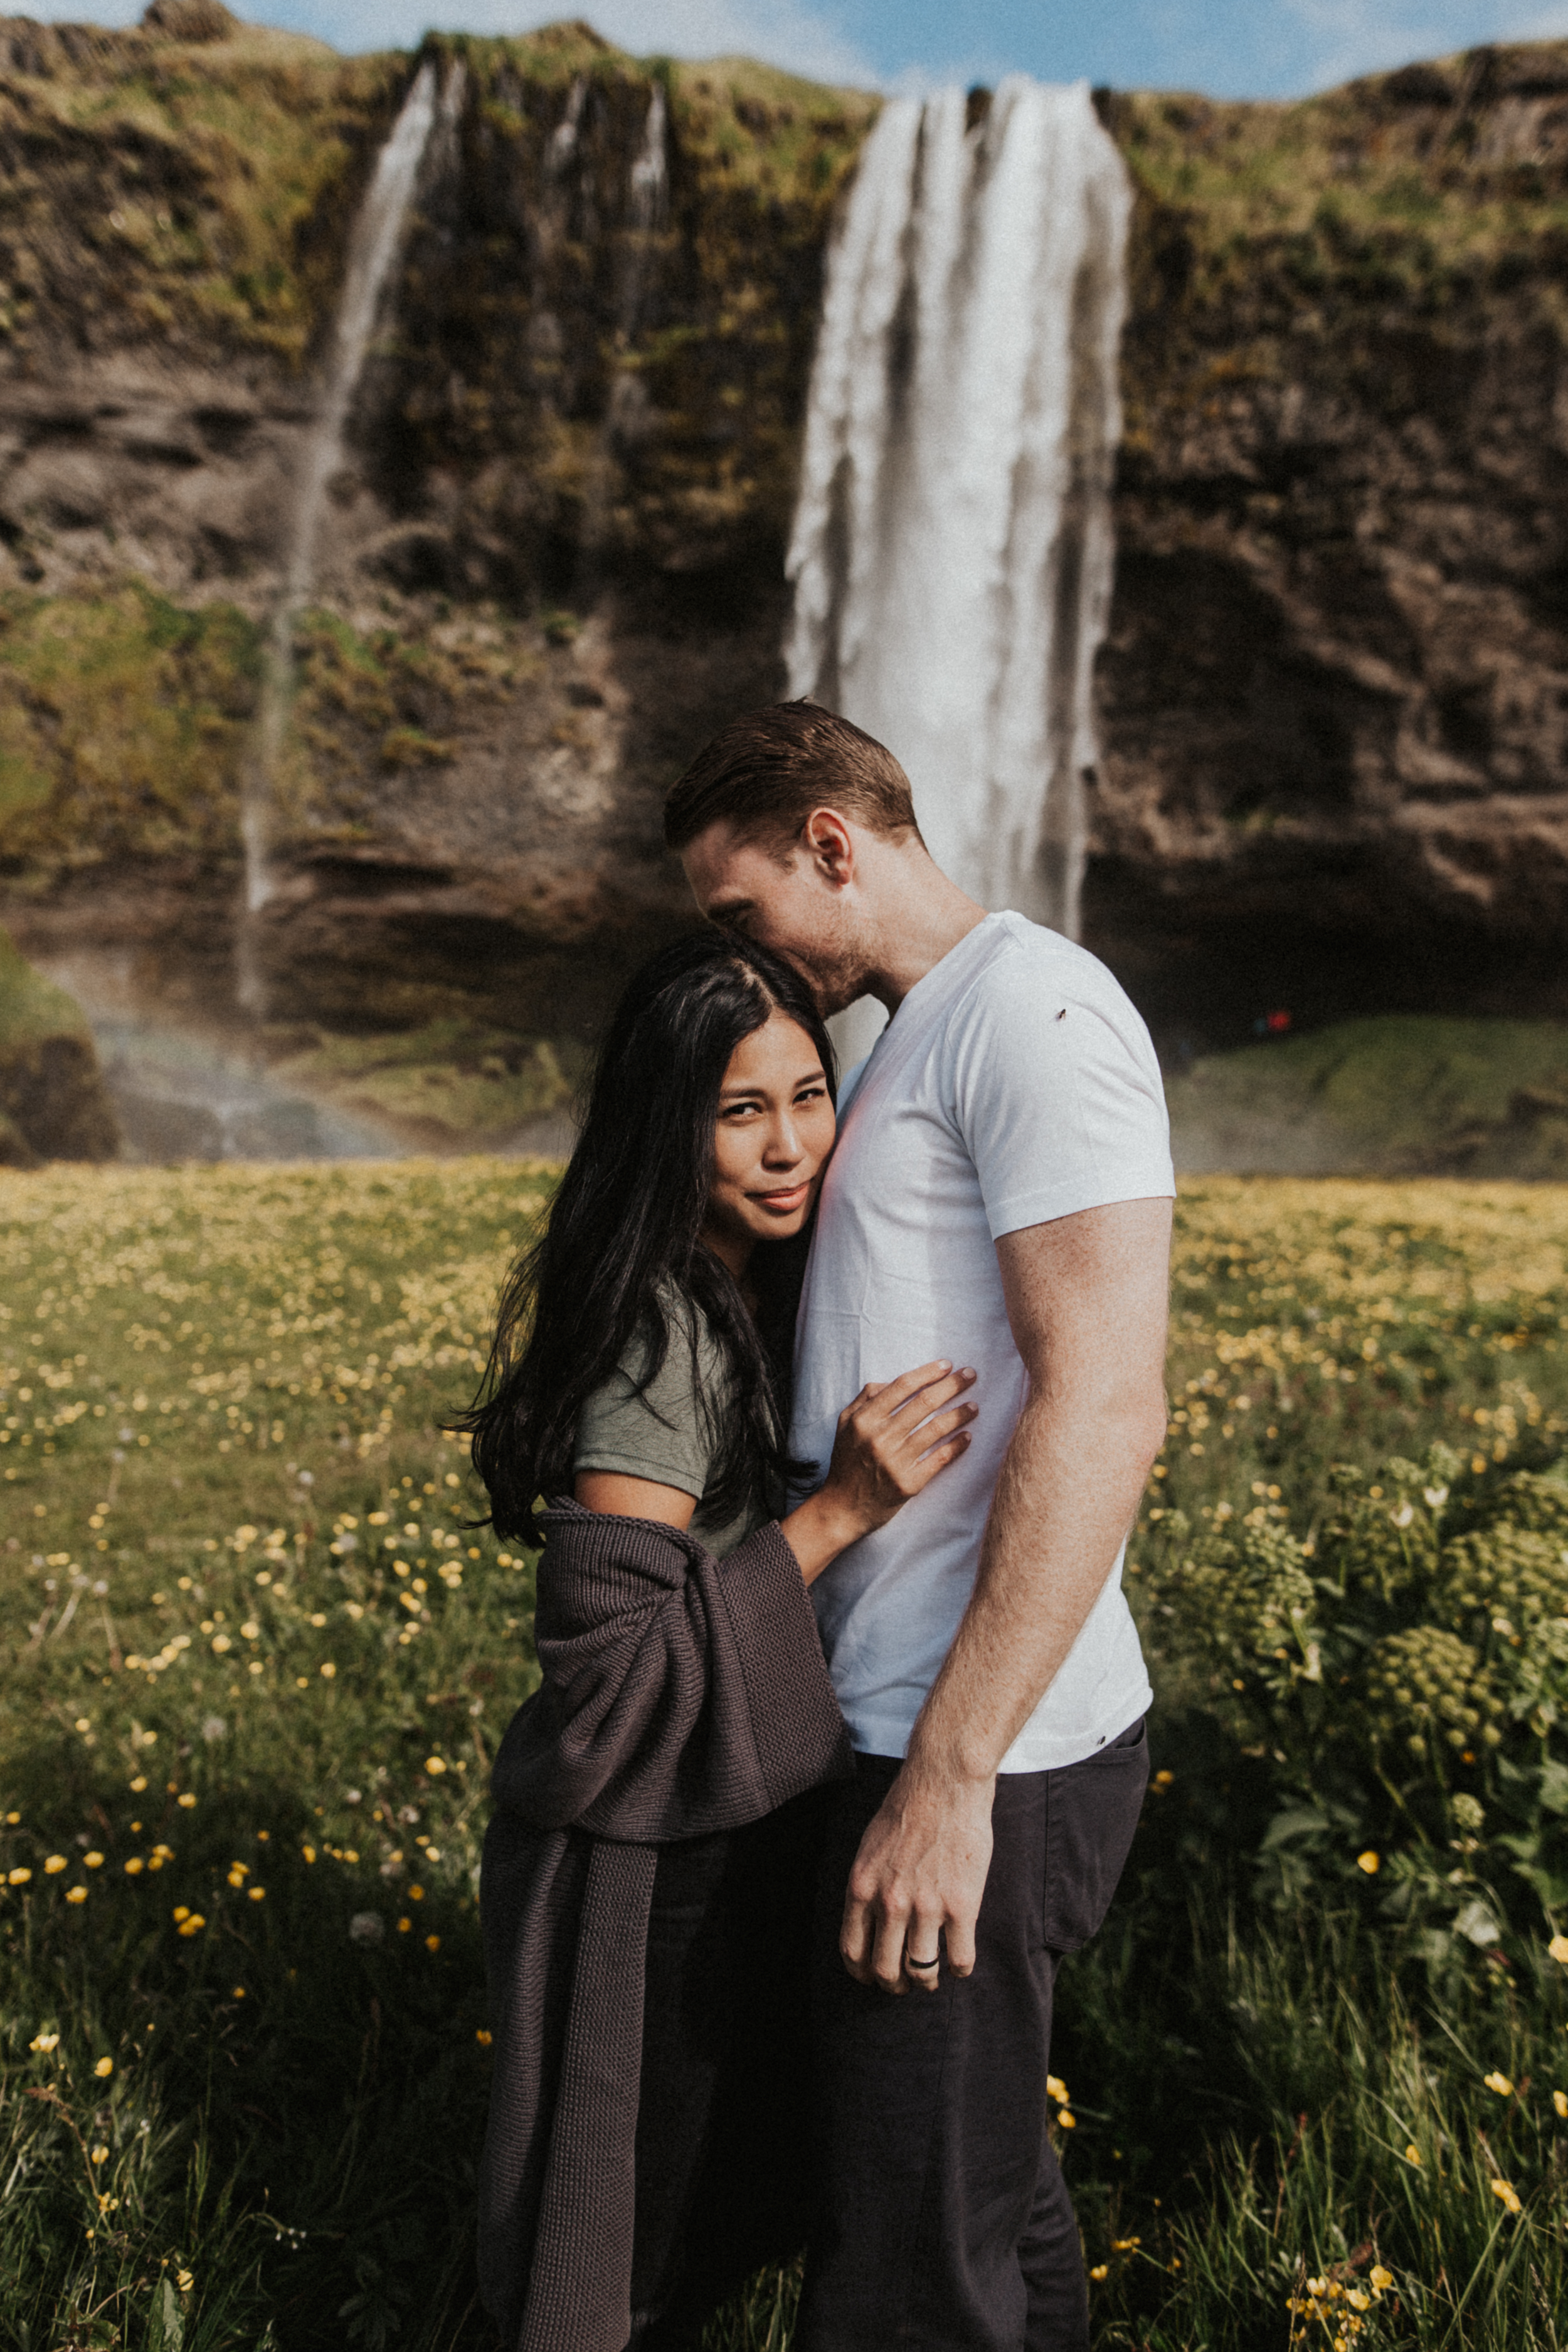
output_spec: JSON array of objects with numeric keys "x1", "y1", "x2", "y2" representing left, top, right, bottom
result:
[{"x1": 786, "y1": 80, "x2": 1130, "y2": 946}]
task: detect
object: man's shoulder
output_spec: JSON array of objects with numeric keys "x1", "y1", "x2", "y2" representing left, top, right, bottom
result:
[{"x1": 955, "y1": 916, "x2": 1153, "y2": 1042}]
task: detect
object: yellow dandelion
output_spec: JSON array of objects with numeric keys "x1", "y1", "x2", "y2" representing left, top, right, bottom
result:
[
  {"x1": 1554, "y1": 2091, "x2": 1567, "y2": 2121},
  {"x1": 1046, "y1": 2075, "x2": 1069, "y2": 2102},
  {"x1": 397, "y1": 1916, "x2": 411, "y2": 1933},
  {"x1": 1357, "y1": 1851, "x2": 1380, "y2": 1875},
  {"x1": 476, "y1": 2028, "x2": 492, "y2": 2046},
  {"x1": 65, "y1": 1885, "x2": 88, "y2": 1905},
  {"x1": 248, "y1": 1885, "x2": 265, "y2": 1902},
  {"x1": 1057, "y1": 2111, "x2": 1077, "y2": 2129},
  {"x1": 124, "y1": 1857, "x2": 144, "y2": 1875},
  {"x1": 93, "y1": 2057, "x2": 113, "y2": 2079},
  {"x1": 90, "y1": 2144, "x2": 108, "y2": 2164},
  {"x1": 424, "y1": 1756, "x2": 447, "y2": 1775},
  {"x1": 425, "y1": 1934, "x2": 441, "y2": 1952},
  {"x1": 1484, "y1": 2071, "x2": 1514, "y2": 2097},
  {"x1": 8, "y1": 1867, "x2": 32, "y2": 1885},
  {"x1": 177, "y1": 2270, "x2": 194, "y2": 2292},
  {"x1": 29, "y1": 2032, "x2": 59, "y2": 2052},
  {"x1": 1113, "y1": 2237, "x2": 1141, "y2": 2251},
  {"x1": 177, "y1": 1914, "x2": 205, "y2": 1938},
  {"x1": 43, "y1": 1855, "x2": 66, "y2": 1875},
  {"x1": 1549, "y1": 1934, "x2": 1568, "y2": 1966},
  {"x1": 1490, "y1": 2177, "x2": 1522, "y2": 2214},
  {"x1": 177, "y1": 1793, "x2": 196, "y2": 1809},
  {"x1": 1088, "y1": 2264, "x2": 1108, "y2": 2282},
  {"x1": 233, "y1": 1987, "x2": 246, "y2": 2000},
  {"x1": 301, "y1": 1845, "x2": 316, "y2": 1863},
  {"x1": 84, "y1": 1852, "x2": 103, "y2": 1870},
  {"x1": 1369, "y1": 2267, "x2": 1393, "y2": 2292},
  {"x1": 319, "y1": 1662, "x2": 336, "y2": 1679},
  {"x1": 1404, "y1": 2143, "x2": 1422, "y2": 2166},
  {"x1": 1347, "y1": 2289, "x2": 1370, "y2": 2312}
]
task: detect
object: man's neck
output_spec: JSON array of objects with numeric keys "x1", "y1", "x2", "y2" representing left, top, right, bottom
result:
[{"x1": 861, "y1": 857, "x2": 988, "y2": 1014}]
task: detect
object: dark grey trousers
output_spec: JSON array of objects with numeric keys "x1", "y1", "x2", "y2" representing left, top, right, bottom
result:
[{"x1": 797, "y1": 1720, "x2": 1150, "y2": 2352}]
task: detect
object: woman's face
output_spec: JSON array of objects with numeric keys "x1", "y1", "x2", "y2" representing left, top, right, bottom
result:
[{"x1": 702, "y1": 1010, "x2": 835, "y2": 1273}]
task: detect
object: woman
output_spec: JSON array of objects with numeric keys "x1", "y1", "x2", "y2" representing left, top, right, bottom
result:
[{"x1": 460, "y1": 931, "x2": 976, "y2": 2352}]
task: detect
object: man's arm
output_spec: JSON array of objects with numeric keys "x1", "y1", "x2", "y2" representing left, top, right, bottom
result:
[{"x1": 839, "y1": 1194, "x2": 1172, "y2": 1993}]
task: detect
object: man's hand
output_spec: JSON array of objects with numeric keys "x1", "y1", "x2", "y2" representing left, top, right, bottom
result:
[{"x1": 840, "y1": 1764, "x2": 994, "y2": 1994}]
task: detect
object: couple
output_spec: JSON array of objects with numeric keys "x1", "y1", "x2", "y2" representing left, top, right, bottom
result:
[{"x1": 468, "y1": 702, "x2": 1174, "y2": 2352}]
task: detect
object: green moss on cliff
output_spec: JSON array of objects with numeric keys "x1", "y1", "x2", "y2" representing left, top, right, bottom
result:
[
  {"x1": 0, "y1": 16, "x2": 403, "y2": 363},
  {"x1": 1101, "y1": 44, "x2": 1568, "y2": 443},
  {"x1": 0, "y1": 580, "x2": 260, "y2": 877},
  {"x1": 0, "y1": 923, "x2": 117, "y2": 1162}
]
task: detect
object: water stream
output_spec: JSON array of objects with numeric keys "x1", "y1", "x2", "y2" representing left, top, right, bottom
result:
[
  {"x1": 238, "y1": 61, "x2": 447, "y2": 1000},
  {"x1": 785, "y1": 80, "x2": 1130, "y2": 1064}
]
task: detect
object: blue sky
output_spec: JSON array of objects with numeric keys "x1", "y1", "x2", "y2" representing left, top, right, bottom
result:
[{"x1": 32, "y1": 0, "x2": 1568, "y2": 98}]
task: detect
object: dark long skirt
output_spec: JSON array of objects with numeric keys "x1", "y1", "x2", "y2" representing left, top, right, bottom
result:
[{"x1": 628, "y1": 1783, "x2": 829, "y2": 2349}]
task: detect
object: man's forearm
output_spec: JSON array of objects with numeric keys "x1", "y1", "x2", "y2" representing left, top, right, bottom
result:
[{"x1": 904, "y1": 1381, "x2": 1164, "y2": 1787}]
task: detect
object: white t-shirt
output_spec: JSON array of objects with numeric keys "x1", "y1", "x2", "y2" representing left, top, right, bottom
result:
[{"x1": 790, "y1": 912, "x2": 1174, "y2": 1772}]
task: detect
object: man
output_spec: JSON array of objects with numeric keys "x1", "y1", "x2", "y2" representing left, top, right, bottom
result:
[{"x1": 664, "y1": 701, "x2": 1173, "y2": 2352}]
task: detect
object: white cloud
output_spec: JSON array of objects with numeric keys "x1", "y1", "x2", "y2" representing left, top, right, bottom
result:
[{"x1": 16, "y1": 0, "x2": 879, "y2": 83}]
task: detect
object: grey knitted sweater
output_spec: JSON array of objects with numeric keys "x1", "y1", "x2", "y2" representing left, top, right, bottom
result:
[{"x1": 477, "y1": 1499, "x2": 852, "y2": 2352}]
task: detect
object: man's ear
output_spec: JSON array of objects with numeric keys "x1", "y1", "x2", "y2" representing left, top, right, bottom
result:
[{"x1": 800, "y1": 807, "x2": 856, "y2": 887}]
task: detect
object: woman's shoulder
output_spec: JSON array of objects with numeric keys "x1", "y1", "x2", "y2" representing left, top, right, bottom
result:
[{"x1": 573, "y1": 1281, "x2": 724, "y2": 1473}]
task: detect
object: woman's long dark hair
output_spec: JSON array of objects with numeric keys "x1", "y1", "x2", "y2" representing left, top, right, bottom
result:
[{"x1": 457, "y1": 931, "x2": 837, "y2": 1543}]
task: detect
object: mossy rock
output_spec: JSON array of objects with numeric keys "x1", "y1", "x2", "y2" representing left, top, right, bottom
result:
[{"x1": 0, "y1": 926, "x2": 119, "y2": 1160}]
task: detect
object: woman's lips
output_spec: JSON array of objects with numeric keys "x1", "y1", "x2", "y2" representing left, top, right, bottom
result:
[{"x1": 751, "y1": 1180, "x2": 811, "y2": 1214}]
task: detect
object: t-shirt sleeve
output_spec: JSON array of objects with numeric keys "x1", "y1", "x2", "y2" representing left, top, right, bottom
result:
[
  {"x1": 950, "y1": 946, "x2": 1175, "y2": 1239},
  {"x1": 571, "y1": 1312, "x2": 718, "y2": 1500}
]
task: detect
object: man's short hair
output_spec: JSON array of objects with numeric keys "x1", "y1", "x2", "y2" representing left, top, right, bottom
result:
[{"x1": 663, "y1": 699, "x2": 921, "y2": 852}]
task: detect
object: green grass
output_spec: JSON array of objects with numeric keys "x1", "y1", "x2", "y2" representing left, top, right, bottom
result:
[
  {"x1": 1168, "y1": 1018, "x2": 1568, "y2": 1179},
  {"x1": 1, "y1": 1165, "x2": 1565, "y2": 2346}
]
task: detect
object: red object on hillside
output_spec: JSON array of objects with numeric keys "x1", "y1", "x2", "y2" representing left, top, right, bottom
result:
[{"x1": 1266, "y1": 1010, "x2": 1292, "y2": 1034}]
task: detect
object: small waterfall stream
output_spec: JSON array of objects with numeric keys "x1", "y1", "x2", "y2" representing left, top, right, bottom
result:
[
  {"x1": 239, "y1": 60, "x2": 447, "y2": 995},
  {"x1": 786, "y1": 79, "x2": 1130, "y2": 1059}
]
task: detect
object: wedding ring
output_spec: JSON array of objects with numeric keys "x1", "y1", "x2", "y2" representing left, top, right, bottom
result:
[{"x1": 904, "y1": 1951, "x2": 940, "y2": 1974}]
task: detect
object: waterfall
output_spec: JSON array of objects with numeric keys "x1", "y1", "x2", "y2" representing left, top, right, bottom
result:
[
  {"x1": 786, "y1": 78, "x2": 1130, "y2": 1018},
  {"x1": 238, "y1": 60, "x2": 445, "y2": 999}
]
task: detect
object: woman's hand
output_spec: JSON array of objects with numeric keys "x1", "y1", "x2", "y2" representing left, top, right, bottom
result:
[{"x1": 781, "y1": 1361, "x2": 977, "y2": 1586}]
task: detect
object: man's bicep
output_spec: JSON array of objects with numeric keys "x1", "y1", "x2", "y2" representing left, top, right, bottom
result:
[{"x1": 994, "y1": 1198, "x2": 1172, "y2": 1386}]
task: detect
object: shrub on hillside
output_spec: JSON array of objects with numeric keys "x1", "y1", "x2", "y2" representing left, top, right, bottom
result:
[{"x1": 1139, "y1": 1447, "x2": 1568, "y2": 1961}]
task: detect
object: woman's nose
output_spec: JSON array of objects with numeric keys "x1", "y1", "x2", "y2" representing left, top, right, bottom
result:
[{"x1": 761, "y1": 1115, "x2": 803, "y2": 1167}]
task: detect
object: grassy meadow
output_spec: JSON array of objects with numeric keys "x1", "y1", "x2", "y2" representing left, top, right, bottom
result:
[{"x1": 1, "y1": 1162, "x2": 1566, "y2": 2349}]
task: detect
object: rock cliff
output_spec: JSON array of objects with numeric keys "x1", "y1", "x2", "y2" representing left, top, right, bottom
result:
[{"x1": 0, "y1": 13, "x2": 1562, "y2": 1082}]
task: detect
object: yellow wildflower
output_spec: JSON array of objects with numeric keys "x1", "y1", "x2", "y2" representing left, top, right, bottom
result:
[
  {"x1": 1549, "y1": 1934, "x2": 1568, "y2": 1965},
  {"x1": 425, "y1": 1756, "x2": 447, "y2": 1775},
  {"x1": 1046, "y1": 2075, "x2": 1069, "y2": 2102},
  {"x1": 29, "y1": 2032, "x2": 58, "y2": 2052},
  {"x1": 1490, "y1": 2178, "x2": 1522, "y2": 2214},
  {"x1": 177, "y1": 2270, "x2": 193, "y2": 2292},
  {"x1": 65, "y1": 1885, "x2": 87, "y2": 1905},
  {"x1": 1404, "y1": 2143, "x2": 1422, "y2": 2166},
  {"x1": 177, "y1": 1913, "x2": 205, "y2": 1938},
  {"x1": 1484, "y1": 2071, "x2": 1513, "y2": 2096},
  {"x1": 425, "y1": 1933, "x2": 441, "y2": 1952},
  {"x1": 1554, "y1": 2091, "x2": 1567, "y2": 2121},
  {"x1": 8, "y1": 1867, "x2": 32, "y2": 1885},
  {"x1": 248, "y1": 1886, "x2": 266, "y2": 1902},
  {"x1": 1057, "y1": 2111, "x2": 1076, "y2": 2129},
  {"x1": 1088, "y1": 2264, "x2": 1108, "y2": 2282},
  {"x1": 90, "y1": 2145, "x2": 108, "y2": 2164},
  {"x1": 43, "y1": 1855, "x2": 66, "y2": 1875},
  {"x1": 1370, "y1": 2266, "x2": 1393, "y2": 2292},
  {"x1": 1357, "y1": 1851, "x2": 1380, "y2": 1875},
  {"x1": 84, "y1": 1852, "x2": 103, "y2": 1869},
  {"x1": 475, "y1": 2028, "x2": 492, "y2": 2046},
  {"x1": 93, "y1": 2057, "x2": 113, "y2": 2079}
]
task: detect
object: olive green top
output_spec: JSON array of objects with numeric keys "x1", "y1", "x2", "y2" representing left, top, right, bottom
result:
[{"x1": 572, "y1": 1290, "x2": 769, "y2": 1559}]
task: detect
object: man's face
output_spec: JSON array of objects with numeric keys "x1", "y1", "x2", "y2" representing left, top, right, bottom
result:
[{"x1": 681, "y1": 819, "x2": 865, "y2": 1017}]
